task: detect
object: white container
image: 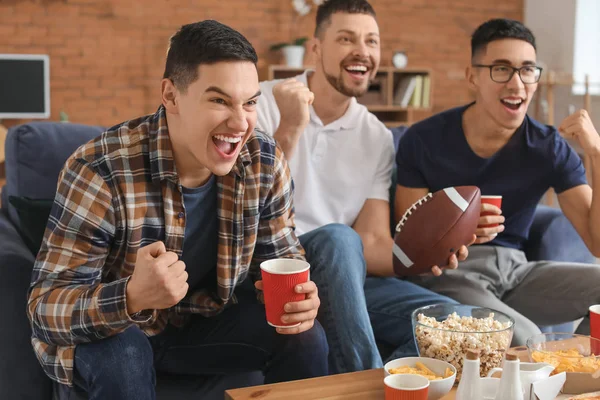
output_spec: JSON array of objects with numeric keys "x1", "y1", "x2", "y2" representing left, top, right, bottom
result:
[
  {"x1": 282, "y1": 45, "x2": 305, "y2": 68},
  {"x1": 487, "y1": 362, "x2": 554, "y2": 397},
  {"x1": 494, "y1": 352, "x2": 524, "y2": 400},
  {"x1": 456, "y1": 349, "x2": 482, "y2": 400}
]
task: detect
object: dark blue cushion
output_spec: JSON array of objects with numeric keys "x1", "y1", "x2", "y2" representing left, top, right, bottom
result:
[
  {"x1": 8, "y1": 196, "x2": 54, "y2": 255},
  {"x1": 389, "y1": 125, "x2": 408, "y2": 234},
  {"x1": 0, "y1": 211, "x2": 53, "y2": 400},
  {"x1": 526, "y1": 205, "x2": 595, "y2": 263},
  {"x1": 3, "y1": 122, "x2": 104, "y2": 229},
  {"x1": 390, "y1": 125, "x2": 408, "y2": 153}
]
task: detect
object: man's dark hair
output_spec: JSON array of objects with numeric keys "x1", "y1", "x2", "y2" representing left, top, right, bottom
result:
[
  {"x1": 471, "y1": 18, "x2": 536, "y2": 60},
  {"x1": 314, "y1": 0, "x2": 376, "y2": 38},
  {"x1": 163, "y1": 20, "x2": 258, "y2": 92}
]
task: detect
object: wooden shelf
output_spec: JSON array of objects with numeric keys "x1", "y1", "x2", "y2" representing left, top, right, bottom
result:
[{"x1": 267, "y1": 65, "x2": 433, "y2": 127}]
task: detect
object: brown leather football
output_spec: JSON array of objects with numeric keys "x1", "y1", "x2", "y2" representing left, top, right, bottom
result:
[{"x1": 393, "y1": 186, "x2": 481, "y2": 276}]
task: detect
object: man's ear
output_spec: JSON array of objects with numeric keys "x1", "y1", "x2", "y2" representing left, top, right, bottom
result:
[
  {"x1": 161, "y1": 78, "x2": 179, "y2": 114},
  {"x1": 311, "y1": 36, "x2": 322, "y2": 59},
  {"x1": 465, "y1": 64, "x2": 478, "y2": 93}
]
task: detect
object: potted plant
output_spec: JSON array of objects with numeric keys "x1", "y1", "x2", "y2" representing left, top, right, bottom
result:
[
  {"x1": 270, "y1": 0, "x2": 323, "y2": 68},
  {"x1": 270, "y1": 37, "x2": 309, "y2": 68}
]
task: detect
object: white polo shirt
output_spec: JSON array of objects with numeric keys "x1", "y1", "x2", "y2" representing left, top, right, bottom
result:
[{"x1": 257, "y1": 71, "x2": 395, "y2": 236}]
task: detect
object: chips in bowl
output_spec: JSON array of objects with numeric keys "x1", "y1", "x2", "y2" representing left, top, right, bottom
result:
[
  {"x1": 527, "y1": 333, "x2": 600, "y2": 375},
  {"x1": 388, "y1": 361, "x2": 454, "y2": 381}
]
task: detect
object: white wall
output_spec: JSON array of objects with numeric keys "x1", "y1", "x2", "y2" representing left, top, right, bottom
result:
[{"x1": 524, "y1": 0, "x2": 600, "y2": 127}]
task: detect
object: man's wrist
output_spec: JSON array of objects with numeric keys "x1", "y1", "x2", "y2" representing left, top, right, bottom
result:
[
  {"x1": 276, "y1": 122, "x2": 304, "y2": 139},
  {"x1": 587, "y1": 146, "x2": 600, "y2": 159},
  {"x1": 125, "y1": 278, "x2": 142, "y2": 315}
]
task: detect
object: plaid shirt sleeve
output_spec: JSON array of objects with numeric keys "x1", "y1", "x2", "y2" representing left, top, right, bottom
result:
[
  {"x1": 27, "y1": 158, "x2": 149, "y2": 346},
  {"x1": 250, "y1": 145, "x2": 305, "y2": 277}
]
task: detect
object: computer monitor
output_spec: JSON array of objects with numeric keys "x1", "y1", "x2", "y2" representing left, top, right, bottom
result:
[{"x1": 0, "y1": 54, "x2": 50, "y2": 119}]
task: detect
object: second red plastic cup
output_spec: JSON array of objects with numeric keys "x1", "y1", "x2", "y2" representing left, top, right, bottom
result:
[
  {"x1": 260, "y1": 258, "x2": 310, "y2": 329},
  {"x1": 384, "y1": 374, "x2": 429, "y2": 400},
  {"x1": 479, "y1": 195, "x2": 503, "y2": 228}
]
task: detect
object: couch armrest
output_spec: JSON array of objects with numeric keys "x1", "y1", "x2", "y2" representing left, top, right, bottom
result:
[
  {"x1": 0, "y1": 211, "x2": 52, "y2": 399},
  {"x1": 525, "y1": 205, "x2": 596, "y2": 264}
]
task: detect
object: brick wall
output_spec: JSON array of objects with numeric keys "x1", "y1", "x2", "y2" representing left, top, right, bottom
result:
[{"x1": 0, "y1": 0, "x2": 522, "y2": 127}]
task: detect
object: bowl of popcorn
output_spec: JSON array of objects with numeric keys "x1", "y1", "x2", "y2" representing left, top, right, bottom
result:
[
  {"x1": 412, "y1": 304, "x2": 514, "y2": 381},
  {"x1": 527, "y1": 333, "x2": 600, "y2": 374},
  {"x1": 384, "y1": 357, "x2": 456, "y2": 400}
]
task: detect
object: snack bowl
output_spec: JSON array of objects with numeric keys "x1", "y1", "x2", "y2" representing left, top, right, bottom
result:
[
  {"x1": 526, "y1": 332, "x2": 600, "y2": 374},
  {"x1": 412, "y1": 304, "x2": 514, "y2": 381},
  {"x1": 384, "y1": 356, "x2": 456, "y2": 400}
]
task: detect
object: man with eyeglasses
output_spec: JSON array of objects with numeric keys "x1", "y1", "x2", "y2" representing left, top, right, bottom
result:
[{"x1": 394, "y1": 18, "x2": 600, "y2": 345}]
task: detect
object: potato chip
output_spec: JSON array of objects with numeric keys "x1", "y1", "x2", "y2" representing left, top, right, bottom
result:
[
  {"x1": 444, "y1": 367, "x2": 453, "y2": 378},
  {"x1": 531, "y1": 349, "x2": 600, "y2": 375},
  {"x1": 388, "y1": 364, "x2": 448, "y2": 380}
]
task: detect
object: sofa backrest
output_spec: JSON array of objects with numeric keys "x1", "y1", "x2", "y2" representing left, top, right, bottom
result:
[
  {"x1": 2, "y1": 122, "x2": 104, "y2": 229},
  {"x1": 388, "y1": 125, "x2": 408, "y2": 234}
]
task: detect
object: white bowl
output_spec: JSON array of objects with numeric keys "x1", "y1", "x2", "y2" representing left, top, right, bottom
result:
[{"x1": 384, "y1": 356, "x2": 456, "y2": 400}]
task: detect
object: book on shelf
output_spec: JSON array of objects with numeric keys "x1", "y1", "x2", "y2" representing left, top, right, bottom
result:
[
  {"x1": 410, "y1": 75, "x2": 423, "y2": 107},
  {"x1": 393, "y1": 75, "x2": 417, "y2": 107},
  {"x1": 421, "y1": 75, "x2": 430, "y2": 108}
]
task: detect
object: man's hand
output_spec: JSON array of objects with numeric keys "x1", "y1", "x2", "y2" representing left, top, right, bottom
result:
[
  {"x1": 272, "y1": 79, "x2": 314, "y2": 155},
  {"x1": 126, "y1": 241, "x2": 188, "y2": 315},
  {"x1": 475, "y1": 202, "x2": 505, "y2": 244},
  {"x1": 429, "y1": 234, "x2": 476, "y2": 276},
  {"x1": 255, "y1": 280, "x2": 320, "y2": 334},
  {"x1": 559, "y1": 109, "x2": 600, "y2": 156}
]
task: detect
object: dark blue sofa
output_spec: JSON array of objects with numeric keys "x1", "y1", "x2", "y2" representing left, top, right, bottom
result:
[
  {"x1": 0, "y1": 122, "x2": 594, "y2": 399},
  {"x1": 0, "y1": 122, "x2": 263, "y2": 400}
]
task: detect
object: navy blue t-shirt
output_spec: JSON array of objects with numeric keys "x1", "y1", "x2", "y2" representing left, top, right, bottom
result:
[
  {"x1": 395, "y1": 104, "x2": 587, "y2": 250},
  {"x1": 181, "y1": 175, "x2": 218, "y2": 290}
]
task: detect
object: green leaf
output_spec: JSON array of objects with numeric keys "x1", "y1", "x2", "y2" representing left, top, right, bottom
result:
[
  {"x1": 270, "y1": 42, "x2": 289, "y2": 51},
  {"x1": 293, "y1": 37, "x2": 309, "y2": 46}
]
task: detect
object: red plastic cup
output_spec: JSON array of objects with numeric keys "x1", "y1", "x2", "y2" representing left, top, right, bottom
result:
[
  {"x1": 590, "y1": 305, "x2": 600, "y2": 354},
  {"x1": 260, "y1": 259, "x2": 310, "y2": 329},
  {"x1": 479, "y1": 195, "x2": 503, "y2": 228},
  {"x1": 384, "y1": 374, "x2": 429, "y2": 400}
]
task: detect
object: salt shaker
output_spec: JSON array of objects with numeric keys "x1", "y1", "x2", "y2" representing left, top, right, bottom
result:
[
  {"x1": 456, "y1": 348, "x2": 482, "y2": 400},
  {"x1": 494, "y1": 351, "x2": 524, "y2": 400}
]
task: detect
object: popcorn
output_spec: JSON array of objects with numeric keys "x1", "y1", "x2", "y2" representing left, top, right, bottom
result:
[{"x1": 414, "y1": 312, "x2": 513, "y2": 381}]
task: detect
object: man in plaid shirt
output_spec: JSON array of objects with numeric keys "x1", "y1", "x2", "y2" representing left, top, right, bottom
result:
[{"x1": 27, "y1": 20, "x2": 328, "y2": 399}]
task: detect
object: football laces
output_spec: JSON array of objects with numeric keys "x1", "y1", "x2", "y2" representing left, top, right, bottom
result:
[{"x1": 395, "y1": 192, "x2": 433, "y2": 233}]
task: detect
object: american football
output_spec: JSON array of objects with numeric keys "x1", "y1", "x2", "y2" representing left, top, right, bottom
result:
[{"x1": 393, "y1": 186, "x2": 481, "y2": 276}]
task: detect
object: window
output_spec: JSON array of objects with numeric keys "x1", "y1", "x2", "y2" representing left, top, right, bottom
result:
[{"x1": 572, "y1": 0, "x2": 600, "y2": 95}]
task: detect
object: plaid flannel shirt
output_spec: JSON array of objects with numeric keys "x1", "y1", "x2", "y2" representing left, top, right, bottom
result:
[{"x1": 27, "y1": 105, "x2": 305, "y2": 386}]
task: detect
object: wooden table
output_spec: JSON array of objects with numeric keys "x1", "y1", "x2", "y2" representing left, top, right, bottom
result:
[
  {"x1": 224, "y1": 347, "x2": 541, "y2": 400},
  {"x1": 225, "y1": 367, "x2": 466, "y2": 400}
]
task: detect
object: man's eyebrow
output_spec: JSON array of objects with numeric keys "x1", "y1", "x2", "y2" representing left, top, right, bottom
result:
[
  {"x1": 205, "y1": 87, "x2": 262, "y2": 101},
  {"x1": 491, "y1": 59, "x2": 537, "y2": 66},
  {"x1": 336, "y1": 29, "x2": 379, "y2": 37},
  {"x1": 204, "y1": 86, "x2": 230, "y2": 97}
]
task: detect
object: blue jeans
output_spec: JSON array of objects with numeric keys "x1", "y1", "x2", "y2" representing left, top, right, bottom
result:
[
  {"x1": 64, "y1": 284, "x2": 328, "y2": 400},
  {"x1": 299, "y1": 223, "x2": 458, "y2": 374}
]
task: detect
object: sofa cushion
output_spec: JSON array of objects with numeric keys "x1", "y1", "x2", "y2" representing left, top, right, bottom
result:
[
  {"x1": 3, "y1": 122, "x2": 104, "y2": 230},
  {"x1": 526, "y1": 205, "x2": 596, "y2": 264},
  {"x1": 0, "y1": 211, "x2": 53, "y2": 400},
  {"x1": 8, "y1": 196, "x2": 54, "y2": 255}
]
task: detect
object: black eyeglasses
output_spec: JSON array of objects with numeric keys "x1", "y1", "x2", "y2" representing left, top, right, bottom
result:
[{"x1": 472, "y1": 64, "x2": 543, "y2": 84}]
